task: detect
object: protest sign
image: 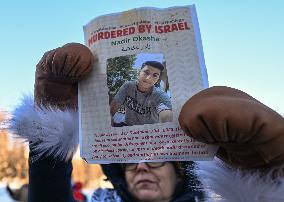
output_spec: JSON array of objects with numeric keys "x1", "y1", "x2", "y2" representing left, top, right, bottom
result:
[{"x1": 79, "y1": 5, "x2": 218, "y2": 163}]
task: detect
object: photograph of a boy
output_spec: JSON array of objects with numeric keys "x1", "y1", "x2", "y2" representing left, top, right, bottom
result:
[{"x1": 107, "y1": 54, "x2": 172, "y2": 127}]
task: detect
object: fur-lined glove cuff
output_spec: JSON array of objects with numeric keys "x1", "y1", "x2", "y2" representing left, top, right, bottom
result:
[{"x1": 9, "y1": 96, "x2": 78, "y2": 161}]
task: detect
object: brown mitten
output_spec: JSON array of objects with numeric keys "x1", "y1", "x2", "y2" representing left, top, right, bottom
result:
[
  {"x1": 34, "y1": 43, "x2": 94, "y2": 109},
  {"x1": 179, "y1": 86, "x2": 284, "y2": 169}
]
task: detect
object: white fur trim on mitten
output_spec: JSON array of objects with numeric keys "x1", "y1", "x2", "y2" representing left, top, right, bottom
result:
[
  {"x1": 9, "y1": 96, "x2": 78, "y2": 161},
  {"x1": 194, "y1": 159, "x2": 284, "y2": 202}
]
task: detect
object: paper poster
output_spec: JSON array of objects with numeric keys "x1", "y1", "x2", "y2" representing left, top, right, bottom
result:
[{"x1": 79, "y1": 5, "x2": 218, "y2": 163}]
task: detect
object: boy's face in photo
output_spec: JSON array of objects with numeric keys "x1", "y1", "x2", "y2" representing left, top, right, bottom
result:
[{"x1": 138, "y1": 65, "x2": 161, "y2": 91}]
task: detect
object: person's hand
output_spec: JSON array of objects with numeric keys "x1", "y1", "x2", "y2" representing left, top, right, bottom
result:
[
  {"x1": 8, "y1": 43, "x2": 94, "y2": 202},
  {"x1": 11, "y1": 43, "x2": 94, "y2": 161},
  {"x1": 35, "y1": 43, "x2": 94, "y2": 109},
  {"x1": 179, "y1": 86, "x2": 284, "y2": 169}
]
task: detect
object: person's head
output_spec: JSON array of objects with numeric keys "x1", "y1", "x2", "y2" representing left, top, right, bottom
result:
[
  {"x1": 138, "y1": 61, "x2": 164, "y2": 92},
  {"x1": 121, "y1": 162, "x2": 182, "y2": 202}
]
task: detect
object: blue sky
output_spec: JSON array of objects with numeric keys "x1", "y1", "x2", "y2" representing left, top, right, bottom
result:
[{"x1": 0, "y1": 0, "x2": 283, "y2": 114}]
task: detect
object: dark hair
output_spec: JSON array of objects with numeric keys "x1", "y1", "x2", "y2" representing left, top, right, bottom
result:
[
  {"x1": 141, "y1": 61, "x2": 164, "y2": 72},
  {"x1": 171, "y1": 161, "x2": 186, "y2": 178}
]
